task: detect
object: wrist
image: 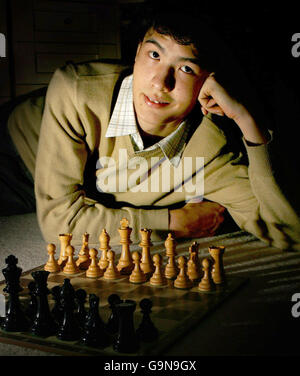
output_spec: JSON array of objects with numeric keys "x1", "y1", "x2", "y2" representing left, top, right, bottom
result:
[
  {"x1": 234, "y1": 109, "x2": 270, "y2": 144},
  {"x1": 168, "y1": 209, "x2": 176, "y2": 231}
]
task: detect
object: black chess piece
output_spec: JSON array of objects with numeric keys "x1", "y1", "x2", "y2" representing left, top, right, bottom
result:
[
  {"x1": 75, "y1": 288, "x2": 87, "y2": 328},
  {"x1": 113, "y1": 299, "x2": 139, "y2": 353},
  {"x1": 79, "y1": 294, "x2": 110, "y2": 348},
  {"x1": 1, "y1": 255, "x2": 29, "y2": 332},
  {"x1": 26, "y1": 281, "x2": 37, "y2": 321},
  {"x1": 51, "y1": 285, "x2": 64, "y2": 325},
  {"x1": 136, "y1": 298, "x2": 159, "y2": 342},
  {"x1": 56, "y1": 278, "x2": 81, "y2": 341},
  {"x1": 30, "y1": 270, "x2": 57, "y2": 337},
  {"x1": 106, "y1": 293, "x2": 122, "y2": 334}
]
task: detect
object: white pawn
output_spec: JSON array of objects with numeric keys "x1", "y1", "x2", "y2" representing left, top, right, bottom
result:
[
  {"x1": 150, "y1": 254, "x2": 167, "y2": 286},
  {"x1": 86, "y1": 248, "x2": 103, "y2": 278},
  {"x1": 44, "y1": 243, "x2": 60, "y2": 273},
  {"x1": 198, "y1": 258, "x2": 216, "y2": 292},
  {"x1": 103, "y1": 250, "x2": 121, "y2": 280},
  {"x1": 129, "y1": 252, "x2": 146, "y2": 284},
  {"x1": 63, "y1": 245, "x2": 80, "y2": 275},
  {"x1": 174, "y1": 256, "x2": 192, "y2": 289}
]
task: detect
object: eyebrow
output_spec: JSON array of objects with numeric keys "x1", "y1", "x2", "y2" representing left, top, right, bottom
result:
[{"x1": 144, "y1": 38, "x2": 201, "y2": 67}]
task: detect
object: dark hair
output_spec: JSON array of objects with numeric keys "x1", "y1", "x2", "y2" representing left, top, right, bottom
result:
[
  {"x1": 138, "y1": 4, "x2": 213, "y2": 42},
  {"x1": 134, "y1": 2, "x2": 227, "y2": 72}
]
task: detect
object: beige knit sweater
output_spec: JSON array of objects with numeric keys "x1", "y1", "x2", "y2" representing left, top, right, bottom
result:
[{"x1": 8, "y1": 62, "x2": 300, "y2": 249}]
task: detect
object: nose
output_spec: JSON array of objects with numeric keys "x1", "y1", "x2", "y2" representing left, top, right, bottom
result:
[{"x1": 151, "y1": 67, "x2": 175, "y2": 92}]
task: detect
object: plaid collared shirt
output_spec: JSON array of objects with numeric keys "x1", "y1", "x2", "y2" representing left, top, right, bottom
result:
[{"x1": 105, "y1": 74, "x2": 191, "y2": 167}]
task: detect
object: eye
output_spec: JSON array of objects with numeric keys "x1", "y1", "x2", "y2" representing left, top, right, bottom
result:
[
  {"x1": 149, "y1": 50, "x2": 160, "y2": 60},
  {"x1": 180, "y1": 65, "x2": 194, "y2": 74}
]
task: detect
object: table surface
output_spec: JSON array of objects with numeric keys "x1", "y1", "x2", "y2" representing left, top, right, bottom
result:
[{"x1": 0, "y1": 213, "x2": 299, "y2": 356}]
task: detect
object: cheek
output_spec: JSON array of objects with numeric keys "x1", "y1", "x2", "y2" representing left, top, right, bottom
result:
[{"x1": 175, "y1": 81, "x2": 200, "y2": 109}]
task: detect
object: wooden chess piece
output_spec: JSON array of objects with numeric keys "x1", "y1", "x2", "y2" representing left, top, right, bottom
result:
[
  {"x1": 117, "y1": 218, "x2": 134, "y2": 275},
  {"x1": 187, "y1": 242, "x2": 201, "y2": 282},
  {"x1": 113, "y1": 299, "x2": 139, "y2": 353},
  {"x1": 187, "y1": 256, "x2": 201, "y2": 282},
  {"x1": 136, "y1": 298, "x2": 159, "y2": 342},
  {"x1": 44, "y1": 243, "x2": 61, "y2": 273},
  {"x1": 76, "y1": 232, "x2": 91, "y2": 270},
  {"x1": 208, "y1": 246, "x2": 226, "y2": 284},
  {"x1": 129, "y1": 252, "x2": 147, "y2": 284},
  {"x1": 51, "y1": 285, "x2": 64, "y2": 325},
  {"x1": 26, "y1": 281, "x2": 37, "y2": 320},
  {"x1": 189, "y1": 241, "x2": 200, "y2": 266},
  {"x1": 1, "y1": 255, "x2": 29, "y2": 332},
  {"x1": 30, "y1": 270, "x2": 57, "y2": 337},
  {"x1": 150, "y1": 254, "x2": 167, "y2": 286},
  {"x1": 63, "y1": 245, "x2": 80, "y2": 275},
  {"x1": 57, "y1": 278, "x2": 81, "y2": 341},
  {"x1": 86, "y1": 248, "x2": 103, "y2": 278},
  {"x1": 98, "y1": 229, "x2": 110, "y2": 271},
  {"x1": 174, "y1": 256, "x2": 192, "y2": 289},
  {"x1": 139, "y1": 228, "x2": 154, "y2": 276},
  {"x1": 75, "y1": 288, "x2": 87, "y2": 329},
  {"x1": 57, "y1": 233, "x2": 72, "y2": 267},
  {"x1": 164, "y1": 233, "x2": 178, "y2": 279},
  {"x1": 106, "y1": 294, "x2": 122, "y2": 335},
  {"x1": 103, "y1": 250, "x2": 121, "y2": 280},
  {"x1": 79, "y1": 294, "x2": 110, "y2": 348},
  {"x1": 198, "y1": 258, "x2": 216, "y2": 292}
]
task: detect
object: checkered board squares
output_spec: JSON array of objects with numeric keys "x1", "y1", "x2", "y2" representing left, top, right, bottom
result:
[{"x1": 0, "y1": 265, "x2": 247, "y2": 356}]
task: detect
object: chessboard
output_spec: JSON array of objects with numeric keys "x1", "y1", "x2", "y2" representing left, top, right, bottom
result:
[
  {"x1": 0, "y1": 267, "x2": 247, "y2": 356},
  {"x1": 0, "y1": 220, "x2": 248, "y2": 356}
]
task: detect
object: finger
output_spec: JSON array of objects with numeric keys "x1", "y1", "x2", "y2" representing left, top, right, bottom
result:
[
  {"x1": 201, "y1": 106, "x2": 208, "y2": 116},
  {"x1": 209, "y1": 213, "x2": 225, "y2": 234},
  {"x1": 206, "y1": 98, "x2": 217, "y2": 108},
  {"x1": 202, "y1": 105, "x2": 225, "y2": 116}
]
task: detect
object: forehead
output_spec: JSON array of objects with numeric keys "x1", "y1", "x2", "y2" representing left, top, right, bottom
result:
[{"x1": 142, "y1": 28, "x2": 199, "y2": 58}]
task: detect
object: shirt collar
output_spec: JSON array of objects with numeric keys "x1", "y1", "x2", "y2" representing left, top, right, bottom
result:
[{"x1": 105, "y1": 74, "x2": 190, "y2": 167}]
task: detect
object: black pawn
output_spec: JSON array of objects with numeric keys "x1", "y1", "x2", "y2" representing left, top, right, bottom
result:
[
  {"x1": 113, "y1": 300, "x2": 139, "y2": 353},
  {"x1": 79, "y1": 294, "x2": 110, "y2": 348},
  {"x1": 57, "y1": 278, "x2": 81, "y2": 341},
  {"x1": 30, "y1": 270, "x2": 57, "y2": 337},
  {"x1": 26, "y1": 281, "x2": 37, "y2": 321},
  {"x1": 1, "y1": 255, "x2": 29, "y2": 332},
  {"x1": 106, "y1": 294, "x2": 122, "y2": 334},
  {"x1": 136, "y1": 298, "x2": 159, "y2": 342},
  {"x1": 75, "y1": 288, "x2": 87, "y2": 328},
  {"x1": 51, "y1": 285, "x2": 64, "y2": 325}
]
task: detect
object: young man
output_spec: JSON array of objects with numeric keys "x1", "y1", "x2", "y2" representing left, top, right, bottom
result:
[{"x1": 3, "y1": 8, "x2": 300, "y2": 249}]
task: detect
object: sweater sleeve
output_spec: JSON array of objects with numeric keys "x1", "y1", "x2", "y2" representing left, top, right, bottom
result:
[
  {"x1": 34, "y1": 66, "x2": 169, "y2": 246},
  {"x1": 205, "y1": 132, "x2": 300, "y2": 251}
]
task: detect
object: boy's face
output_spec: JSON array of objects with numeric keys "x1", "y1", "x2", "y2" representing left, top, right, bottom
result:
[{"x1": 133, "y1": 28, "x2": 208, "y2": 136}]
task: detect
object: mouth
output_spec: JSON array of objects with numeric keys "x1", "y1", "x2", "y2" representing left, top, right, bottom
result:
[{"x1": 144, "y1": 94, "x2": 170, "y2": 108}]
